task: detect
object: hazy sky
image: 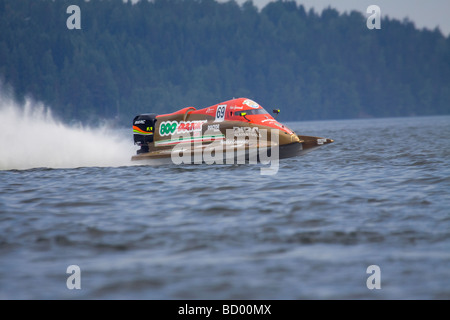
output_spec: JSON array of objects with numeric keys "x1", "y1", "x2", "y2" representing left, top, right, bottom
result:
[{"x1": 236, "y1": 0, "x2": 450, "y2": 36}]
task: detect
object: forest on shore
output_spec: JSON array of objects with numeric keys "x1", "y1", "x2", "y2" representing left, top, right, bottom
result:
[{"x1": 1, "y1": 0, "x2": 449, "y2": 124}]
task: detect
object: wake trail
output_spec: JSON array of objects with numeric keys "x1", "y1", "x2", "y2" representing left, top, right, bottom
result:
[{"x1": 0, "y1": 95, "x2": 137, "y2": 170}]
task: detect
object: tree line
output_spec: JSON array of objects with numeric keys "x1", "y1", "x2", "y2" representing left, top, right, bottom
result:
[{"x1": 0, "y1": 0, "x2": 449, "y2": 125}]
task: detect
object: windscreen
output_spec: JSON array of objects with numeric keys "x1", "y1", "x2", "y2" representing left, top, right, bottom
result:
[{"x1": 234, "y1": 108, "x2": 269, "y2": 116}]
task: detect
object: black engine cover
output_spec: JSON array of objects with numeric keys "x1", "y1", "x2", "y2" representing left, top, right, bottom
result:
[{"x1": 133, "y1": 113, "x2": 158, "y2": 145}]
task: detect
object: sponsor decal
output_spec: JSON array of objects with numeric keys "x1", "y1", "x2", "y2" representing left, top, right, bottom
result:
[
  {"x1": 177, "y1": 120, "x2": 206, "y2": 133},
  {"x1": 233, "y1": 126, "x2": 261, "y2": 137},
  {"x1": 242, "y1": 99, "x2": 260, "y2": 109},
  {"x1": 133, "y1": 126, "x2": 153, "y2": 135},
  {"x1": 159, "y1": 120, "x2": 206, "y2": 136},
  {"x1": 134, "y1": 119, "x2": 146, "y2": 125},
  {"x1": 159, "y1": 121, "x2": 178, "y2": 136},
  {"x1": 261, "y1": 119, "x2": 276, "y2": 123},
  {"x1": 206, "y1": 107, "x2": 215, "y2": 113},
  {"x1": 208, "y1": 124, "x2": 220, "y2": 131}
]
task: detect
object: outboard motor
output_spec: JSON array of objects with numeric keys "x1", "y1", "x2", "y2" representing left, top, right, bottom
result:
[{"x1": 132, "y1": 113, "x2": 158, "y2": 154}]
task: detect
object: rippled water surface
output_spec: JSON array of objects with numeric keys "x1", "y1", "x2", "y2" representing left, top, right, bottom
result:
[{"x1": 1, "y1": 116, "x2": 449, "y2": 299}]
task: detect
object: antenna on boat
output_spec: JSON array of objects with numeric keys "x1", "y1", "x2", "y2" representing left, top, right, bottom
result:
[{"x1": 241, "y1": 112, "x2": 250, "y2": 122}]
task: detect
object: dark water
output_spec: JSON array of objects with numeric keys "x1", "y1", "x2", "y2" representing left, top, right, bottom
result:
[{"x1": 0, "y1": 116, "x2": 449, "y2": 299}]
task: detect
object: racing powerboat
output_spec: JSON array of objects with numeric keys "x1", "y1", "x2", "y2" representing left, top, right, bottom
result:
[{"x1": 131, "y1": 98, "x2": 333, "y2": 163}]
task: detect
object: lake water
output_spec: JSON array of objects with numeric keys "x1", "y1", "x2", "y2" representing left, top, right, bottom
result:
[{"x1": 0, "y1": 110, "x2": 449, "y2": 299}]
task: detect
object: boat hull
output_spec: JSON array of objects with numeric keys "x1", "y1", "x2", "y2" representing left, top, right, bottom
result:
[{"x1": 131, "y1": 135, "x2": 333, "y2": 163}]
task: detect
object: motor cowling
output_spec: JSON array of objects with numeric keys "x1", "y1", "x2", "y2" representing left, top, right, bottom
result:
[{"x1": 133, "y1": 114, "x2": 158, "y2": 149}]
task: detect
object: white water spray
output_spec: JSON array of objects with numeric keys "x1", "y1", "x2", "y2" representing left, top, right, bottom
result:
[{"x1": 0, "y1": 95, "x2": 136, "y2": 170}]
